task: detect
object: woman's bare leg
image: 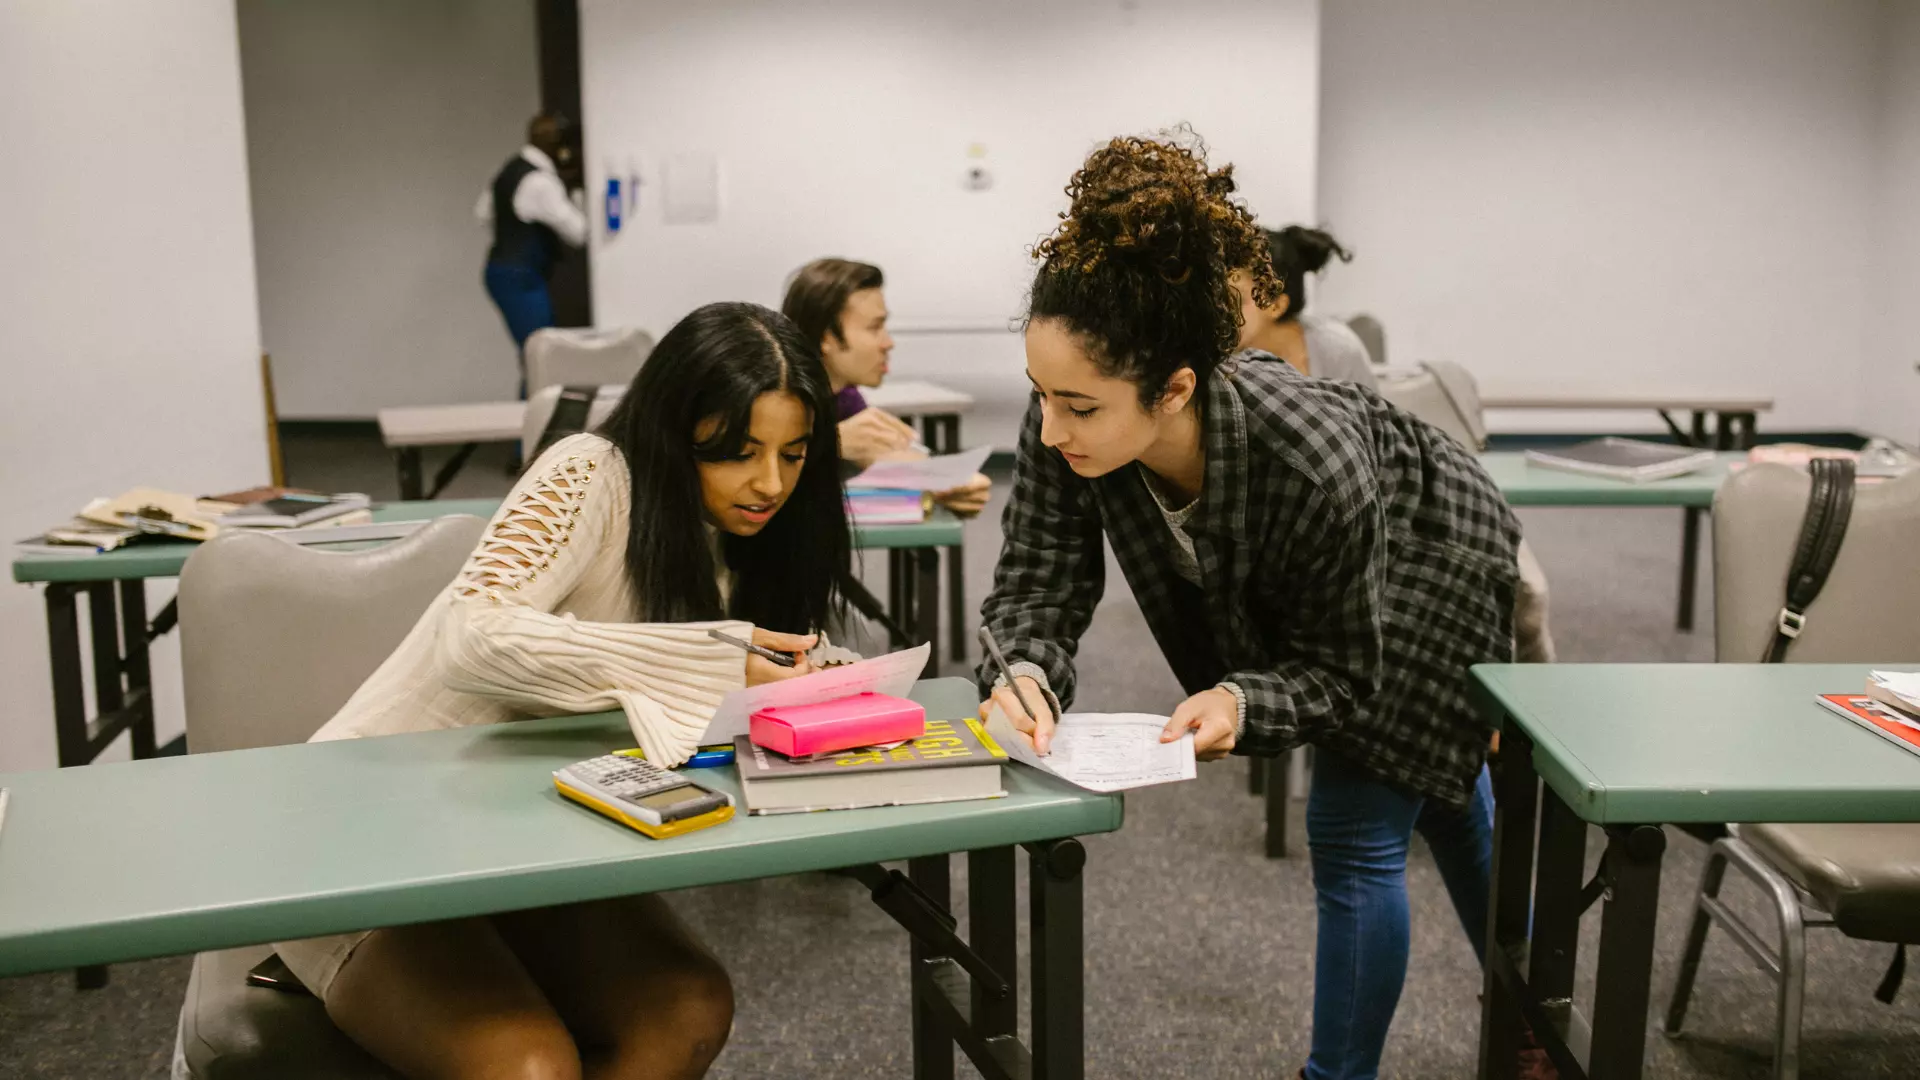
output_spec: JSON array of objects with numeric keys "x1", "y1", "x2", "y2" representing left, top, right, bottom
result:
[
  {"x1": 493, "y1": 895, "x2": 733, "y2": 1080},
  {"x1": 324, "y1": 917, "x2": 581, "y2": 1080}
]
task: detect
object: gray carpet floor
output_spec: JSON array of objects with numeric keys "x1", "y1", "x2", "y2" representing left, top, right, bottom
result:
[{"x1": 3, "y1": 433, "x2": 1915, "y2": 1078}]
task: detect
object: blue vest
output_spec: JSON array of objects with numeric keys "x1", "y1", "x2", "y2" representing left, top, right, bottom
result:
[{"x1": 486, "y1": 156, "x2": 561, "y2": 277}]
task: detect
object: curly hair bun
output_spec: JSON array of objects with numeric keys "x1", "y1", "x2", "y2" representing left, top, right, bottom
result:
[{"x1": 1027, "y1": 130, "x2": 1277, "y2": 405}]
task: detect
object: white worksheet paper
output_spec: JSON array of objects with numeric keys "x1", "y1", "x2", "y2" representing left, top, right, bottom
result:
[
  {"x1": 699, "y1": 643, "x2": 931, "y2": 743},
  {"x1": 985, "y1": 709, "x2": 1196, "y2": 793},
  {"x1": 847, "y1": 446, "x2": 994, "y2": 493}
]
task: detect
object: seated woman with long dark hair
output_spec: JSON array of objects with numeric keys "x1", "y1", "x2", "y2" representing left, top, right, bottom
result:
[{"x1": 274, "y1": 302, "x2": 850, "y2": 1080}]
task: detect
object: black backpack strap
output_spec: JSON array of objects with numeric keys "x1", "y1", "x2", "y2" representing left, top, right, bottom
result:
[
  {"x1": 534, "y1": 385, "x2": 599, "y2": 458},
  {"x1": 1764, "y1": 457, "x2": 1856, "y2": 662}
]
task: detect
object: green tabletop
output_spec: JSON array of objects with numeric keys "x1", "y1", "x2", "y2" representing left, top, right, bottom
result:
[
  {"x1": 1473, "y1": 663, "x2": 1920, "y2": 825},
  {"x1": 0, "y1": 678, "x2": 1120, "y2": 977},
  {"x1": 1478, "y1": 451, "x2": 1739, "y2": 508},
  {"x1": 13, "y1": 500, "x2": 964, "y2": 585}
]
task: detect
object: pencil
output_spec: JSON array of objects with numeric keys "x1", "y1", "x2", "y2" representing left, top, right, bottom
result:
[
  {"x1": 977, "y1": 627, "x2": 1044, "y2": 726},
  {"x1": 0, "y1": 787, "x2": 10, "y2": 840}
]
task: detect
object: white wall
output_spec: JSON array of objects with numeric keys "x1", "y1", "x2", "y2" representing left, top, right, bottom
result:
[
  {"x1": 238, "y1": 0, "x2": 540, "y2": 418},
  {"x1": 580, "y1": 0, "x2": 1322, "y2": 450},
  {"x1": 0, "y1": 1, "x2": 267, "y2": 772},
  {"x1": 1866, "y1": 0, "x2": 1920, "y2": 444},
  {"x1": 1318, "y1": 0, "x2": 1883, "y2": 435}
]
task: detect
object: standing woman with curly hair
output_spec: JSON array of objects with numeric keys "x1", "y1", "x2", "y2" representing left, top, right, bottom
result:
[{"x1": 977, "y1": 134, "x2": 1526, "y2": 1080}]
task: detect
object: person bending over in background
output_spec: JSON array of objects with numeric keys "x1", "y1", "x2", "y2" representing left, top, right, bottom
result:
[
  {"x1": 782, "y1": 257, "x2": 992, "y2": 515},
  {"x1": 478, "y1": 111, "x2": 589, "y2": 396},
  {"x1": 978, "y1": 132, "x2": 1546, "y2": 1080},
  {"x1": 275, "y1": 302, "x2": 848, "y2": 1080},
  {"x1": 1231, "y1": 225, "x2": 1376, "y2": 387}
]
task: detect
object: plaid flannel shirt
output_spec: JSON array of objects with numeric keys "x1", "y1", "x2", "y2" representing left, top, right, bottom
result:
[{"x1": 977, "y1": 356, "x2": 1521, "y2": 807}]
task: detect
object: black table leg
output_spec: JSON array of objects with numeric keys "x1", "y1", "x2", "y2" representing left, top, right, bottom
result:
[
  {"x1": 1479, "y1": 720, "x2": 1541, "y2": 1080},
  {"x1": 1676, "y1": 508, "x2": 1701, "y2": 633},
  {"x1": 969, "y1": 848, "x2": 1020, "y2": 1044},
  {"x1": 47, "y1": 584, "x2": 89, "y2": 770},
  {"x1": 1527, "y1": 786, "x2": 1589, "y2": 1072},
  {"x1": 909, "y1": 855, "x2": 956, "y2": 1080},
  {"x1": 394, "y1": 446, "x2": 424, "y2": 501},
  {"x1": 1673, "y1": 411, "x2": 1711, "y2": 632},
  {"x1": 947, "y1": 543, "x2": 967, "y2": 665},
  {"x1": 1248, "y1": 757, "x2": 1266, "y2": 795},
  {"x1": 916, "y1": 547, "x2": 942, "y2": 676},
  {"x1": 116, "y1": 581, "x2": 156, "y2": 759},
  {"x1": 427, "y1": 441, "x2": 481, "y2": 499},
  {"x1": 1265, "y1": 751, "x2": 1291, "y2": 858},
  {"x1": 887, "y1": 550, "x2": 910, "y2": 650},
  {"x1": 1587, "y1": 824, "x2": 1667, "y2": 1080},
  {"x1": 1028, "y1": 838, "x2": 1086, "y2": 1080}
]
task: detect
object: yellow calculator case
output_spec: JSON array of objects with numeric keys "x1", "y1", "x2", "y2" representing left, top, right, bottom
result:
[{"x1": 554, "y1": 754, "x2": 736, "y2": 840}]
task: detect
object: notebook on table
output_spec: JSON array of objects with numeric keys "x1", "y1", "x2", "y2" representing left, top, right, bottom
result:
[
  {"x1": 1524, "y1": 438, "x2": 1716, "y2": 483},
  {"x1": 219, "y1": 493, "x2": 372, "y2": 529}
]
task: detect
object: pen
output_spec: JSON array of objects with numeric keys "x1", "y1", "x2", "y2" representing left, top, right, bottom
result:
[
  {"x1": 707, "y1": 627, "x2": 797, "y2": 668},
  {"x1": 617, "y1": 746, "x2": 735, "y2": 768},
  {"x1": 0, "y1": 787, "x2": 9, "y2": 840},
  {"x1": 977, "y1": 627, "x2": 1044, "y2": 727}
]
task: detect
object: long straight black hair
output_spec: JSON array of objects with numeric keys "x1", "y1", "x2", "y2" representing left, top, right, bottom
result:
[{"x1": 596, "y1": 302, "x2": 849, "y2": 634}]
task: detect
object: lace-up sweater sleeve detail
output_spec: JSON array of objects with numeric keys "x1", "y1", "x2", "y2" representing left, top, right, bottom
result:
[{"x1": 436, "y1": 436, "x2": 749, "y2": 765}]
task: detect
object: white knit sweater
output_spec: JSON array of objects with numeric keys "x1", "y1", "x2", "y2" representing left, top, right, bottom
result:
[{"x1": 309, "y1": 433, "x2": 751, "y2": 765}]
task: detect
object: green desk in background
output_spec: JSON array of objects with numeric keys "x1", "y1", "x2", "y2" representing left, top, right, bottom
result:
[
  {"x1": 11, "y1": 500, "x2": 965, "y2": 771},
  {"x1": 1478, "y1": 451, "x2": 1737, "y2": 508},
  {"x1": 0, "y1": 678, "x2": 1122, "y2": 1080},
  {"x1": 1471, "y1": 664, "x2": 1920, "y2": 1080},
  {"x1": 1481, "y1": 451, "x2": 1741, "y2": 633}
]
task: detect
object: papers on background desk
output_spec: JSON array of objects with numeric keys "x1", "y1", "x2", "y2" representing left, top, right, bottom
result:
[
  {"x1": 984, "y1": 708, "x2": 1196, "y2": 793},
  {"x1": 1868, "y1": 670, "x2": 1920, "y2": 716},
  {"x1": 848, "y1": 446, "x2": 993, "y2": 493},
  {"x1": 699, "y1": 643, "x2": 931, "y2": 744}
]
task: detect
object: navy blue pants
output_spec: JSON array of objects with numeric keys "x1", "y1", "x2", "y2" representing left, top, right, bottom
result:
[{"x1": 483, "y1": 262, "x2": 553, "y2": 398}]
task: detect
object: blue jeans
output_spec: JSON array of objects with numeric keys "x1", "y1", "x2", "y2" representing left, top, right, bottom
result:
[
  {"x1": 1304, "y1": 751, "x2": 1494, "y2": 1080},
  {"x1": 483, "y1": 262, "x2": 554, "y2": 398}
]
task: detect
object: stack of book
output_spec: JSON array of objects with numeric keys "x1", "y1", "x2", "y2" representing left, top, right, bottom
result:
[
  {"x1": 1817, "y1": 671, "x2": 1920, "y2": 759},
  {"x1": 846, "y1": 488, "x2": 929, "y2": 526},
  {"x1": 732, "y1": 716, "x2": 1007, "y2": 814}
]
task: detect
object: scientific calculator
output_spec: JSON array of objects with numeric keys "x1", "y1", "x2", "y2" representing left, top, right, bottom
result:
[{"x1": 553, "y1": 754, "x2": 735, "y2": 839}]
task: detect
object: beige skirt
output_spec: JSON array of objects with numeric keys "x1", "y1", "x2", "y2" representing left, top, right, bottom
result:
[{"x1": 274, "y1": 930, "x2": 373, "y2": 1004}]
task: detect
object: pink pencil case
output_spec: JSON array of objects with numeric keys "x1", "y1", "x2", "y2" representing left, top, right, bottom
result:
[{"x1": 749, "y1": 692, "x2": 927, "y2": 758}]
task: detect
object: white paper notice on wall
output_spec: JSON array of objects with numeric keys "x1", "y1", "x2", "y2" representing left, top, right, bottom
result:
[{"x1": 662, "y1": 153, "x2": 720, "y2": 224}]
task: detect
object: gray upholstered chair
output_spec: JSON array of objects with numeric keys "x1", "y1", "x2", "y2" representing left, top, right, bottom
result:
[
  {"x1": 1344, "y1": 312, "x2": 1387, "y2": 368},
  {"x1": 172, "y1": 515, "x2": 486, "y2": 1079},
  {"x1": 523, "y1": 325, "x2": 652, "y2": 396},
  {"x1": 1665, "y1": 463, "x2": 1920, "y2": 1080}
]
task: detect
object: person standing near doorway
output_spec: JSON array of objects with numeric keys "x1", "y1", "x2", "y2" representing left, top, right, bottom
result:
[{"x1": 477, "y1": 111, "x2": 589, "y2": 397}]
